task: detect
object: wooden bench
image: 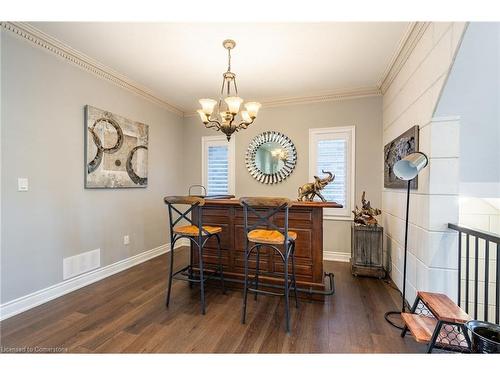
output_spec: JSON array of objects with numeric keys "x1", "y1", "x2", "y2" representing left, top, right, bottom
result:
[{"x1": 401, "y1": 291, "x2": 471, "y2": 353}]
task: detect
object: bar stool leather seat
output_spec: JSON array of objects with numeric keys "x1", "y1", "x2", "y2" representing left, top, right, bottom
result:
[
  {"x1": 174, "y1": 225, "x2": 222, "y2": 236},
  {"x1": 247, "y1": 229, "x2": 297, "y2": 245}
]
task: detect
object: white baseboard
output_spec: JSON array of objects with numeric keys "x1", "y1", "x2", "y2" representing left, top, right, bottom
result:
[
  {"x1": 0, "y1": 238, "x2": 190, "y2": 321},
  {"x1": 323, "y1": 251, "x2": 351, "y2": 263}
]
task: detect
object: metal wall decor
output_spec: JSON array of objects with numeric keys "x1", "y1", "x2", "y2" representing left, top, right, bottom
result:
[
  {"x1": 384, "y1": 125, "x2": 419, "y2": 189},
  {"x1": 85, "y1": 105, "x2": 149, "y2": 188},
  {"x1": 245, "y1": 131, "x2": 297, "y2": 184}
]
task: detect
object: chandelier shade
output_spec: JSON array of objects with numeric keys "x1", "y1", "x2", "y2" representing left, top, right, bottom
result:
[
  {"x1": 197, "y1": 39, "x2": 261, "y2": 141},
  {"x1": 199, "y1": 99, "x2": 217, "y2": 115},
  {"x1": 244, "y1": 102, "x2": 262, "y2": 118}
]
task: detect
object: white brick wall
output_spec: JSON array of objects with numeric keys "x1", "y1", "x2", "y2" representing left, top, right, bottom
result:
[{"x1": 382, "y1": 22, "x2": 467, "y2": 305}]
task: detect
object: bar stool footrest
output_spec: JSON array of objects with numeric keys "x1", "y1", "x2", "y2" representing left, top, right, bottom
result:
[
  {"x1": 173, "y1": 266, "x2": 222, "y2": 284},
  {"x1": 247, "y1": 287, "x2": 285, "y2": 297}
]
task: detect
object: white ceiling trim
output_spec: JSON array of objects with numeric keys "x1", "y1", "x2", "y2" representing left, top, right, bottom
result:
[
  {"x1": 261, "y1": 87, "x2": 382, "y2": 108},
  {"x1": 378, "y1": 22, "x2": 430, "y2": 94},
  {"x1": 0, "y1": 22, "x2": 184, "y2": 116}
]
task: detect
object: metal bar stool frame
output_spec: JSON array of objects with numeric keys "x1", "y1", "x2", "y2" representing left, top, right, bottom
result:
[
  {"x1": 164, "y1": 196, "x2": 225, "y2": 315},
  {"x1": 240, "y1": 198, "x2": 299, "y2": 333}
]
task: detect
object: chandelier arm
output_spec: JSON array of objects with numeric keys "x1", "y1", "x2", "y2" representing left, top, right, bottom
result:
[
  {"x1": 204, "y1": 119, "x2": 222, "y2": 130},
  {"x1": 237, "y1": 118, "x2": 254, "y2": 130}
]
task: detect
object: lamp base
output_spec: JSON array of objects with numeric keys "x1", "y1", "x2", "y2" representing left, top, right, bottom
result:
[{"x1": 384, "y1": 311, "x2": 405, "y2": 330}]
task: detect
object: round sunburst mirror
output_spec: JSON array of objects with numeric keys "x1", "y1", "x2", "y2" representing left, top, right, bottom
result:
[{"x1": 245, "y1": 131, "x2": 297, "y2": 184}]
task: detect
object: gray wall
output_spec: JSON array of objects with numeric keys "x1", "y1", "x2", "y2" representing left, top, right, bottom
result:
[
  {"x1": 182, "y1": 96, "x2": 383, "y2": 254},
  {"x1": 435, "y1": 22, "x2": 500, "y2": 189},
  {"x1": 1, "y1": 31, "x2": 184, "y2": 303}
]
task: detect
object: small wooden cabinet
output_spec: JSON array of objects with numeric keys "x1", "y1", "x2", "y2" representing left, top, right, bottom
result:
[{"x1": 350, "y1": 224, "x2": 385, "y2": 278}]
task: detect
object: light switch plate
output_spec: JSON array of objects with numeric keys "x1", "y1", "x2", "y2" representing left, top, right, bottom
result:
[
  {"x1": 18, "y1": 178, "x2": 29, "y2": 191},
  {"x1": 123, "y1": 235, "x2": 130, "y2": 245}
]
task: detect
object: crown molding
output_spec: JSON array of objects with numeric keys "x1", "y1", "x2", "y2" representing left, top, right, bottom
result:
[
  {"x1": 259, "y1": 87, "x2": 382, "y2": 108},
  {"x1": 0, "y1": 22, "x2": 184, "y2": 116},
  {"x1": 379, "y1": 22, "x2": 430, "y2": 94},
  {"x1": 184, "y1": 86, "x2": 381, "y2": 117}
]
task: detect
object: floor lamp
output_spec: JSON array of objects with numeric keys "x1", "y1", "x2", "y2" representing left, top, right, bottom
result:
[{"x1": 384, "y1": 151, "x2": 429, "y2": 330}]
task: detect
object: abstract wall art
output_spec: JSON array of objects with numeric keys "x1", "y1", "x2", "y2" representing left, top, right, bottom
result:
[
  {"x1": 85, "y1": 105, "x2": 149, "y2": 188},
  {"x1": 384, "y1": 125, "x2": 419, "y2": 189}
]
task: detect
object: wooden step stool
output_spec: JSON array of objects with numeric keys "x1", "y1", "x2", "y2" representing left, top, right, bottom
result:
[{"x1": 401, "y1": 291, "x2": 472, "y2": 353}]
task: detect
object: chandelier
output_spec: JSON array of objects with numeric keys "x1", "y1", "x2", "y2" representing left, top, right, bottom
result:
[{"x1": 197, "y1": 39, "x2": 261, "y2": 141}]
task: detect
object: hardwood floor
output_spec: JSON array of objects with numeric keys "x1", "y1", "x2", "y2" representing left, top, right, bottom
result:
[{"x1": 0, "y1": 247, "x2": 425, "y2": 353}]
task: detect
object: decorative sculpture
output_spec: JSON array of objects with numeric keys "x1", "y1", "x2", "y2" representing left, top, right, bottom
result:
[
  {"x1": 352, "y1": 191, "x2": 382, "y2": 226},
  {"x1": 297, "y1": 170, "x2": 335, "y2": 202}
]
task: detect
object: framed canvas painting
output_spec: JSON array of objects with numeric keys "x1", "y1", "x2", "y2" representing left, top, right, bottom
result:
[
  {"x1": 384, "y1": 125, "x2": 419, "y2": 189},
  {"x1": 85, "y1": 105, "x2": 149, "y2": 188}
]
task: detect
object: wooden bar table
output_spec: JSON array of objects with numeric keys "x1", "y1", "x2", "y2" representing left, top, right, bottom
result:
[{"x1": 191, "y1": 199, "x2": 342, "y2": 300}]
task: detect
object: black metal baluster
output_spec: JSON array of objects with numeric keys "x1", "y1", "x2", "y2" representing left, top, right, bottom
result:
[
  {"x1": 465, "y1": 234, "x2": 470, "y2": 314},
  {"x1": 458, "y1": 231, "x2": 462, "y2": 306},
  {"x1": 484, "y1": 240, "x2": 489, "y2": 322},
  {"x1": 496, "y1": 242, "x2": 499, "y2": 324},
  {"x1": 448, "y1": 223, "x2": 500, "y2": 324},
  {"x1": 474, "y1": 236, "x2": 479, "y2": 320}
]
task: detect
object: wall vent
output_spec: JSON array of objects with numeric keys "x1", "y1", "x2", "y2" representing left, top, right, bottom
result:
[{"x1": 63, "y1": 249, "x2": 101, "y2": 280}]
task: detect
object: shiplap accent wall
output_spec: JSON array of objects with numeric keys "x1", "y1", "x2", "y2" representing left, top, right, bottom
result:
[
  {"x1": 382, "y1": 22, "x2": 468, "y2": 304},
  {"x1": 459, "y1": 197, "x2": 499, "y2": 321}
]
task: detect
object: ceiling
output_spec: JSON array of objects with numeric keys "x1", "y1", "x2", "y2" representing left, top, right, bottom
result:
[{"x1": 30, "y1": 22, "x2": 410, "y2": 113}]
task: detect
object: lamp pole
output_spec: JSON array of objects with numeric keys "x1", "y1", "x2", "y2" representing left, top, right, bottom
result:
[
  {"x1": 401, "y1": 179, "x2": 411, "y2": 313},
  {"x1": 384, "y1": 151, "x2": 428, "y2": 330}
]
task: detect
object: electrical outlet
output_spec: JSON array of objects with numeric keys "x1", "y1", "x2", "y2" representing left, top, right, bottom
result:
[
  {"x1": 124, "y1": 235, "x2": 130, "y2": 245},
  {"x1": 18, "y1": 178, "x2": 29, "y2": 191}
]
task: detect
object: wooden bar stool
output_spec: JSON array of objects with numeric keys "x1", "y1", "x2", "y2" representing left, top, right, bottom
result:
[
  {"x1": 239, "y1": 197, "x2": 299, "y2": 333},
  {"x1": 164, "y1": 196, "x2": 225, "y2": 315}
]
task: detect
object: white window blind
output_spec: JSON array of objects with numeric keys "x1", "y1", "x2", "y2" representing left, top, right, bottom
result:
[
  {"x1": 316, "y1": 139, "x2": 347, "y2": 206},
  {"x1": 207, "y1": 145, "x2": 229, "y2": 195},
  {"x1": 309, "y1": 126, "x2": 355, "y2": 218},
  {"x1": 202, "y1": 136, "x2": 235, "y2": 196}
]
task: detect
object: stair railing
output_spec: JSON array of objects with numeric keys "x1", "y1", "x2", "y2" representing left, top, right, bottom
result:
[{"x1": 448, "y1": 223, "x2": 500, "y2": 324}]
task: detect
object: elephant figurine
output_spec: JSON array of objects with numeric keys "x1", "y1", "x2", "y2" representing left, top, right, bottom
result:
[{"x1": 297, "y1": 170, "x2": 335, "y2": 202}]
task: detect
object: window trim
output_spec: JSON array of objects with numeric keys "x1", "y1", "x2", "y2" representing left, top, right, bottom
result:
[
  {"x1": 308, "y1": 126, "x2": 355, "y2": 220},
  {"x1": 201, "y1": 135, "x2": 235, "y2": 196}
]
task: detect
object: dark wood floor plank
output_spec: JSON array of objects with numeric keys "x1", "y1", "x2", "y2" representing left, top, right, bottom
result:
[{"x1": 0, "y1": 247, "x2": 426, "y2": 353}]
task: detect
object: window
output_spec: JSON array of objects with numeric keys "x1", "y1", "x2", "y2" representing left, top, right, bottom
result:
[
  {"x1": 309, "y1": 126, "x2": 355, "y2": 219},
  {"x1": 202, "y1": 135, "x2": 235, "y2": 196}
]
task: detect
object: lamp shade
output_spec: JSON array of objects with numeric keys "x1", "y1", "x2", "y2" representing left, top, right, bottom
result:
[
  {"x1": 224, "y1": 96, "x2": 243, "y2": 114},
  {"x1": 245, "y1": 102, "x2": 261, "y2": 118},
  {"x1": 196, "y1": 109, "x2": 209, "y2": 123},
  {"x1": 199, "y1": 98, "x2": 217, "y2": 115},
  {"x1": 393, "y1": 152, "x2": 428, "y2": 181},
  {"x1": 241, "y1": 111, "x2": 252, "y2": 123}
]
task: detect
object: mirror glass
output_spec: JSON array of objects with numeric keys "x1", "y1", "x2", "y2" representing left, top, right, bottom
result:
[
  {"x1": 245, "y1": 131, "x2": 297, "y2": 184},
  {"x1": 255, "y1": 142, "x2": 287, "y2": 174}
]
